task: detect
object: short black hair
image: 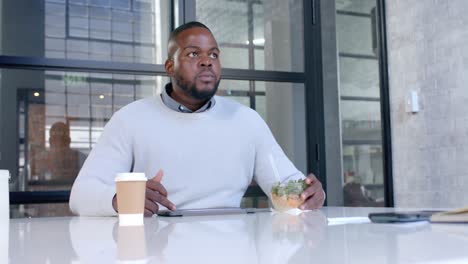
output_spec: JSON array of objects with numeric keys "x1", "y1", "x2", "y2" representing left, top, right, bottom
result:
[{"x1": 167, "y1": 21, "x2": 212, "y2": 58}]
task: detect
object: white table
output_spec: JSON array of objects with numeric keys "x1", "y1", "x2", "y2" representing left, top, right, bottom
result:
[{"x1": 5, "y1": 207, "x2": 468, "y2": 263}]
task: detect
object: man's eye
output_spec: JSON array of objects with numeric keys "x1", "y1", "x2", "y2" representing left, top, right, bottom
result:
[
  {"x1": 188, "y1": 52, "x2": 198, "y2": 58},
  {"x1": 209, "y1": 53, "x2": 218, "y2": 59}
]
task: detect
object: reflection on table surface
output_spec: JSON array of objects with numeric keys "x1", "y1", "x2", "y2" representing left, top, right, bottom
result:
[{"x1": 6, "y1": 207, "x2": 468, "y2": 264}]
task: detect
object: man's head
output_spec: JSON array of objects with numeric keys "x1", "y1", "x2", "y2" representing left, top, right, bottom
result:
[
  {"x1": 49, "y1": 122, "x2": 71, "y2": 148},
  {"x1": 165, "y1": 21, "x2": 221, "y2": 104}
]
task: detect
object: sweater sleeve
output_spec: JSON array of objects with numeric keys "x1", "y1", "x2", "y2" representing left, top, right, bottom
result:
[
  {"x1": 251, "y1": 112, "x2": 305, "y2": 199},
  {"x1": 69, "y1": 111, "x2": 133, "y2": 216}
]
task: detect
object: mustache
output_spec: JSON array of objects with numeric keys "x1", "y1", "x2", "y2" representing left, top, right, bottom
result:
[{"x1": 196, "y1": 70, "x2": 216, "y2": 77}]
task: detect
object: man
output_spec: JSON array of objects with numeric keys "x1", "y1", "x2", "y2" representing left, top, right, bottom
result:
[
  {"x1": 69, "y1": 22, "x2": 325, "y2": 216},
  {"x1": 33, "y1": 122, "x2": 82, "y2": 182}
]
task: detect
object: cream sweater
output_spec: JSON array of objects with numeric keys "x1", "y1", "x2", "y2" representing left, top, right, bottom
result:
[{"x1": 69, "y1": 95, "x2": 304, "y2": 216}]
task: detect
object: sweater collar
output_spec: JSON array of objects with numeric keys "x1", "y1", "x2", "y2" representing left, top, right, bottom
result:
[{"x1": 160, "y1": 83, "x2": 216, "y2": 113}]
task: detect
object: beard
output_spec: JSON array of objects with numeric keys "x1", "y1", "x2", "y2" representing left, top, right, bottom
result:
[{"x1": 174, "y1": 73, "x2": 220, "y2": 101}]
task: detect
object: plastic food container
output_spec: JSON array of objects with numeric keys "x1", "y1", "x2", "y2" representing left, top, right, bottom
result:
[{"x1": 271, "y1": 179, "x2": 307, "y2": 211}]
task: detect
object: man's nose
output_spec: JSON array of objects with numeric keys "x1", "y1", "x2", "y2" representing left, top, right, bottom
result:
[{"x1": 199, "y1": 55, "x2": 212, "y2": 67}]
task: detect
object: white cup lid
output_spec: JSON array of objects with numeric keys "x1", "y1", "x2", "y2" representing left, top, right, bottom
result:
[{"x1": 115, "y1": 173, "x2": 147, "y2": 182}]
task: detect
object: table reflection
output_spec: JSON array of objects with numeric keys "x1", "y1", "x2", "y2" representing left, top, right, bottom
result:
[
  {"x1": 7, "y1": 207, "x2": 468, "y2": 264},
  {"x1": 256, "y1": 210, "x2": 327, "y2": 264},
  {"x1": 149, "y1": 214, "x2": 257, "y2": 264},
  {"x1": 67, "y1": 211, "x2": 328, "y2": 264},
  {"x1": 117, "y1": 225, "x2": 148, "y2": 263},
  {"x1": 9, "y1": 218, "x2": 76, "y2": 263},
  {"x1": 69, "y1": 218, "x2": 119, "y2": 263}
]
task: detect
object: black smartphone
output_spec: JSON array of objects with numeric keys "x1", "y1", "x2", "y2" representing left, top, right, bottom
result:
[{"x1": 368, "y1": 211, "x2": 439, "y2": 223}]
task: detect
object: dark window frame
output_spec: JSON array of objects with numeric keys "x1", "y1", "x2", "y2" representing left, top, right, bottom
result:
[{"x1": 376, "y1": 0, "x2": 393, "y2": 206}]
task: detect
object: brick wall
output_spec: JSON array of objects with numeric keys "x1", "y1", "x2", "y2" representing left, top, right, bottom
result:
[{"x1": 386, "y1": 0, "x2": 468, "y2": 208}]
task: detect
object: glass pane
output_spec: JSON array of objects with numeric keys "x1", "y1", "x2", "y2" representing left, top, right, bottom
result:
[
  {"x1": 337, "y1": 14, "x2": 376, "y2": 56},
  {"x1": 218, "y1": 79, "x2": 250, "y2": 92},
  {"x1": 217, "y1": 80, "x2": 306, "y2": 173},
  {"x1": 342, "y1": 145, "x2": 384, "y2": 207},
  {"x1": 336, "y1": 0, "x2": 385, "y2": 207},
  {"x1": 255, "y1": 95, "x2": 266, "y2": 120},
  {"x1": 1, "y1": 0, "x2": 171, "y2": 64},
  {"x1": 341, "y1": 100, "x2": 382, "y2": 142},
  {"x1": 340, "y1": 100, "x2": 384, "y2": 206},
  {"x1": 228, "y1": 96, "x2": 250, "y2": 108},
  {"x1": 254, "y1": 81, "x2": 307, "y2": 174},
  {"x1": 336, "y1": 0, "x2": 377, "y2": 13},
  {"x1": 196, "y1": 0, "x2": 304, "y2": 72},
  {"x1": 254, "y1": 49, "x2": 265, "y2": 70},
  {"x1": 339, "y1": 57, "x2": 380, "y2": 97},
  {"x1": 2, "y1": 69, "x2": 167, "y2": 196},
  {"x1": 220, "y1": 47, "x2": 249, "y2": 69}
]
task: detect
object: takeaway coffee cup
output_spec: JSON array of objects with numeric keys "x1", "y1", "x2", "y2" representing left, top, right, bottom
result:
[{"x1": 115, "y1": 173, "x2": 147, "y2": 226}]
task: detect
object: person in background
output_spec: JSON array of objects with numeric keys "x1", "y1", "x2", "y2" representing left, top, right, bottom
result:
[
  {"x1": 34, "y1": 122, "x2": 84, "y2": 183},
  {"x1": 30, "y1": 121, "x2": 85, "y2": 217}
]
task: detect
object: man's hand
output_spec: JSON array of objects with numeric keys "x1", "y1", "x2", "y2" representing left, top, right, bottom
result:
[
  {"x1": 299, "y1": 173, "x2": 325, "y2": 210},
  {"x1": 111, "y1": 170, "x2": 176, "y2": 216},
  {"x1": 144, "y1": 169, "x2": 176, "y2": 216}
]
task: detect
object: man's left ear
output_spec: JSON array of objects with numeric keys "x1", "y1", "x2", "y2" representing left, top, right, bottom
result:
[{"x1": 165, "y1": 59, "x2": 174, "y2": 76}]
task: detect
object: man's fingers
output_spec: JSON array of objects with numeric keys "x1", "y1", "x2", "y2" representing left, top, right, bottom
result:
[
  {"x1": 297, "y1": 173, "x2": 325, "y2": 210},
  {"x1": 145, "y1": 198, "x2": 159, "y2": 215},
  {"x1": 144, "y1": 209, "x2": 154, "y2": 217},
  {"x1": 305, "y1": 173, "x2": 318, "y2": 185},
  {"x1": 152, "y1": 169, "x2": 164, "y2": 182},
  {"x1": 310, "y1": 195, "x2": 325, "y2": 209},
  {"x1": 300, "y1": 190, "x2": 325, "y2": 210},
  {"x1": 301, "y1": 181, "x2": 322, "y2": 200},
  {"x1": 146, "y1": 188, "x2": 161, "y2": 201},
  {"x1": 146, "y1": 169, "x2": 175, "y2": 211},
  {"x1": 146, "y1": 189, "x2": 176, "y2": 211},
  {"x1": 156, "y1": 196, "x2": 176, "y2": 211},
  {"x1": 301, "y1": 197, "x2": 321, "y2": 210},
  {"x1": 146, "y1": 180, "x2": 168, "y2": 197}
]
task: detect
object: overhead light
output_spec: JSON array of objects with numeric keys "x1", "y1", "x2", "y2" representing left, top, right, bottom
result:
[
  {"x1": 33, "y1": 92, "x2": 40, "y2": 97},
  {"x1": 99, "y1": 94, "x2": 105, "y2": 99},
  {"x1": 245, "y1": 38, "x2": 265, "y2": 45},
  {"x1": 253, "y1": 38, "x2": 265, "y2": 45}
]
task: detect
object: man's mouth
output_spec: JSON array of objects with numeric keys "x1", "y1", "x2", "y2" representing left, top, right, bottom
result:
[{"x1": 197, "y1": 72, "x2": 215, "y2": 82}]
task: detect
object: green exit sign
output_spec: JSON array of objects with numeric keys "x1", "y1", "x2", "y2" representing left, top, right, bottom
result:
[{"x1": 63, "y1": 75, "x2": 86, "y2": 85}]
